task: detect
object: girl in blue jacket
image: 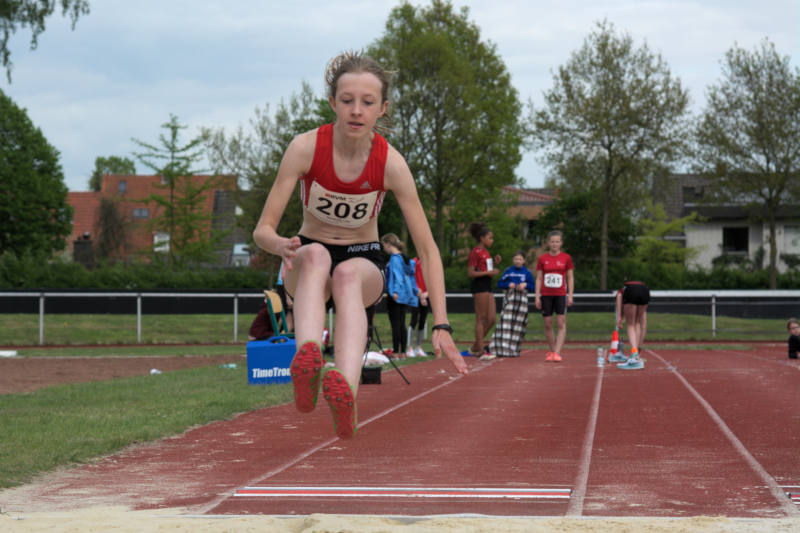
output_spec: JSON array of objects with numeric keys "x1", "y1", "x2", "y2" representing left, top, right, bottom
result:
[
  {"x1": 381, "y1": 233, "x2": 419, "y2": 357},
  {"x1": 488, "y1": 251, "x2": 535, "y2": 357}
]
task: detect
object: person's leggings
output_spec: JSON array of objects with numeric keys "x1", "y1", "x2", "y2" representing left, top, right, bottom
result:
[
  {"x1": 385, "y1": 298, "x2": 408, "y2": 354},
  {"x1": 409, "y1": 303, "x2": 430, "y2": 346}
]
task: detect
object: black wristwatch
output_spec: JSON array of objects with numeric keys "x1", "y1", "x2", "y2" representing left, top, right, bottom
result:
[{"x1": 432, "y1": 323, "x2": 454, "y2": 334}]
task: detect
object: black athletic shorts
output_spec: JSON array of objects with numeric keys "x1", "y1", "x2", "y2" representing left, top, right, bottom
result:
[
  {"x1": 540, "y1": 295, "x2": 567, "y2": 316},
  {"x1": 470, "y1": 275, "x2": 492, "y2": 294},
  {"x1": 622, "y1": 283, "x2": 650, "y2": 305},
  {"x1": 290, "y1": 234, "x2": 386, "y2": 309}
]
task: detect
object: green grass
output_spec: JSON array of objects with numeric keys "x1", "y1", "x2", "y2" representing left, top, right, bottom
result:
[
  {"x1": 0, "y1": 310, "x2": 786, "y2": 489},
  {"x1": 15, "y1": 344, "x2": 246, "y2": 358},
  {"x1": 0, "y1": 364, "x2": 287, "y2": 489},
  {"x1": 0, "y1": 311, "x2": 787, "y2": 347}
]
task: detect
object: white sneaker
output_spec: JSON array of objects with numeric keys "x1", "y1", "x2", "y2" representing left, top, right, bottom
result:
[
  {"x1": 406, "y1": 349, "x2": 416, "y2": 358},
  {"x1": 414, "y1": 347, "x2": 426, "y2": 357}
]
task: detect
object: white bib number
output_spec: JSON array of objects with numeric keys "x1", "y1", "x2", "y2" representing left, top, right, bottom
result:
[
  {"x1": 307, "y1": 181, "x2": 378, "y2": 228},
  {"x1": 544, "y1": 273, "x2": 563, "y2": 289}
]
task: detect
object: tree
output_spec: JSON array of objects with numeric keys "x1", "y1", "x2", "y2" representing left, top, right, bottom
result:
[
  {"x1": 93, "y1": 197, "x2": 129, "y2": 262},
  {"x1": 530, "y1": 189, "x2": 636, "y2": 269},
  {"x1": 133, "y1": 114, "x2": 227, "y2": 267},
  {"x1": 634, "y1": 199, "x2": 699, "y2": 265},
  {"x1": 531, "y1": 20, "x2": 690, "y2": 289},
  {"x1": 88, "y1": 155, "x2": 136, "y2": 191},
  {"x1": 0, "y1": 88, "x2": 71, "y2": 256},
  {"x1": 1, "y1": 0, "x2": 89, "y2": 82},
  {"x1": 694, "y1": 39, "x2": 800, "y2": 289},
  {"x1": 203, "y1": 82, "x2": 333, "y2": 266},
  {"x1": 369, "y1": 0, "x2": 525, "y2": 255}
]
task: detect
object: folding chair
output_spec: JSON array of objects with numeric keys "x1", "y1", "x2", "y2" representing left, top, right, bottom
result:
[{"x1": 263, "y1": 290, "x2": 293, "y2": 337}]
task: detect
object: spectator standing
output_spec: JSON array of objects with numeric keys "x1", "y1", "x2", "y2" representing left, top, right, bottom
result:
[
  {"x1": 467, "y1": 222, "x2": 501, "y2": 361},
  {"x1": 381, "y1": 233, "x2": 419, "y2": 358},
  {"x1": 534, "y1": 230, "x2": 574, "y2": 362},
  {"x1": 488, "y1": 251, "x2": 535, "y2": 358}
]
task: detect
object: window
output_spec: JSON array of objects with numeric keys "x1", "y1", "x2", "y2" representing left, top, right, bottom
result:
[
  {"x1": 153, "y1": 232, "x2": 170, "y2": 253},
  {"x1": 722, "y1": 227, "x2": 748, "y2": 254},
  {"x1": 117, "y1": 180, "x2": 127, "y2": 194},
  {"x1": 785, "y1": 226, "x2": 800, "y2": 253},
  {"x1": 132, "y1": 208, "x2": 149, "y2": 219}
]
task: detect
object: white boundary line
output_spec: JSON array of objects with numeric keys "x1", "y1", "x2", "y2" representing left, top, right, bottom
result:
[
  {"x1": 718, "y1": 348, "x2": 800, "y2": 371},
  {"x1": 647, "y1": 349, "x2": 800, "y2": 517},
  {"x1": 565, "y1": 363, "x2": 605, "y2": 516},
  {"x1": 195, "y1": 365, "x2": 487, "y2": 514},
  {"x1": 233, "y1": 486, "x2": 571, "y2": 499}
]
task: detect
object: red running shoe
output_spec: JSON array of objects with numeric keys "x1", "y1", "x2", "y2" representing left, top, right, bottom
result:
[
  {"x1": 552, "y1": 352, "x2": 563, "y2": 362},
  {"x1": 290, "y1": 341, "x2": 323, "y2": 413},
  {"x1": 545, "y1": 351, "x2": 555, "y2": 362},
  {"x1": 322, "y1": 368, "x2": 358, "y2": 439}
]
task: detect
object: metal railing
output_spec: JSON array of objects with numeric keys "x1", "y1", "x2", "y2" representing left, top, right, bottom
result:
[
  {"x1": 1, "y1": 289, "x2": 798, "y2": 345},
  {"x1": 1, "y1": 291, "x2": 265, "y2": 345}
]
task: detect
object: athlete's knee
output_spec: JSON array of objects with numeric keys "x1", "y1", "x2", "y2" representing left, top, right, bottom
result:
[
  {"x1": 298, "y1": 243, "x2": 331, "y2": 271},
  {"x1": 330, "y1": 259, "x2": 361, "y2": 285}
]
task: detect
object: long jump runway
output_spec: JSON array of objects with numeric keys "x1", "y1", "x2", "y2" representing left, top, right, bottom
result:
[
  {"x1": 13, "y1": 344, "x2": 799, "y2": 518},
  {"x1": 207, "y1": 344, "x2": 799, "y2": 517}
]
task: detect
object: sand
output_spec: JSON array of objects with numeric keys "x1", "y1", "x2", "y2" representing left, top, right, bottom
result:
[{"x1": 1, "y1": 507, "x2": 799, "y2": 532}]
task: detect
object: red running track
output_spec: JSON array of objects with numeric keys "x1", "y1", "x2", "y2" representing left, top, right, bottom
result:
[{"x1": 13, "y1": 344, "x2": 800, "y2": 518}]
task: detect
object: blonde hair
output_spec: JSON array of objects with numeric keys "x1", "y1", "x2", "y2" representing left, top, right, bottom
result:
[
  {"x1": 325, "y1": 50, "x2": 392, "y2": 134},
  {"x1": 381, "y1": 232, "x2": 405, "y2": 253}
]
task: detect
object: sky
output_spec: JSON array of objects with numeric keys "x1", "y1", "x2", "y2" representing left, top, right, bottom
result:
[{"x1": 2, "y1": 0, "x2": 798, "y2": 192}]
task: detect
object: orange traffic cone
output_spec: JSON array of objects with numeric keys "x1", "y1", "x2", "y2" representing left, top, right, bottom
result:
[{"x1": 608, "y1": 330, "x2": 623, "y2": 361}]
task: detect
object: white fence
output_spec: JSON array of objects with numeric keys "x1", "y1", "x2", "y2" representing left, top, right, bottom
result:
[{"x1": 1, "y1": 290, "x2": 798, "y2": 345}]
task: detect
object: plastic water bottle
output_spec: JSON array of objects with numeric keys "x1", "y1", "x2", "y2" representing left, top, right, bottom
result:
[{"x1": 597, "y1": 347, "x2": 605, "y2": 367}]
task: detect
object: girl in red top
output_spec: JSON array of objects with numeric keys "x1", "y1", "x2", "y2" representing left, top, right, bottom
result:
[
  {"x1": 535, "y1": 230, "x2": 574, "y2": 362},
  {"x1": 467, "y1": 222, "x2": 501, "y2": 360},
  {"x1": 253, "y1": 51, "x2": 468, "y2": 440}
]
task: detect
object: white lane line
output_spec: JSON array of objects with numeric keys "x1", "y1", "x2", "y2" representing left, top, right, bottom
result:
[
  {"x1": 565, "y1": 363, "x2": 605, "y2": 517},
  {"x1": 195, "y1": 366, "x2": 483, "y2": 514},
  {"x1": 721, "y1": 348, "x2": 800, "y2": 371},
  {"x1": 647, "y1": 349, "x2": 800, "y2": 517},
  {"x1": 233, "y1": 486, "x2": 571, "y2": 499}
]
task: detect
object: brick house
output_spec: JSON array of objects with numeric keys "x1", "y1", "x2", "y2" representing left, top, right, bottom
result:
[
  {"x1": 500, "y1": 186, "x2": 558, "y2": 239},
  {"x1": 66, "y1": 174, "x2": 242, "y2": 265}
]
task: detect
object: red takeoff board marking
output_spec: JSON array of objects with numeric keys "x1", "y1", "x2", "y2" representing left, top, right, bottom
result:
[{"x1": 782, "y1": 486, "x2": 800, "y2": 505}]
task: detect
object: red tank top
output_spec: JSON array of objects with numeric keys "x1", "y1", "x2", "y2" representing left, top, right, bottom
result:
[{"x1": 300, "y1": 123, "x2": 388, "y2": 228}]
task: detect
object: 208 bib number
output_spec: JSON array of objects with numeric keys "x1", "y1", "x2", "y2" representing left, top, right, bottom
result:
[{"x1": 307, "y1": 181, "x2": 379, "y2": 228}]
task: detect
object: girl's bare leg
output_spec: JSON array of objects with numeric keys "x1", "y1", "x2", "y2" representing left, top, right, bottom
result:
[
  {"x1": 543, "y1": 315, "x2": 556, "y2": 352},
  {"x1": 623, "y1": 303, "x2": 639, "y2": 349},
  {"x1": 636, "y1": 305, "x2": 648, "y2": 347},
  {"x1": 554, "y1": 314, "x2": 567, "y2": 353},
  {"x1": 472, "y1": 292, "x2": 491, "y2": 353},
  {"x1": 485, "y1": 293, "x2": 497, "y2": 337},
  {"x1": 284, "y1": 243, "x2": 330, "y2": 348},
  {"x1": 329, "y1": 258, "x2": 384, "y2": 395}
]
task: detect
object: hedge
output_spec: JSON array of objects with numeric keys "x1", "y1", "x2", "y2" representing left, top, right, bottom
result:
[{"x1": 1, "y1": 251, "x2": 797, "y2": 290}]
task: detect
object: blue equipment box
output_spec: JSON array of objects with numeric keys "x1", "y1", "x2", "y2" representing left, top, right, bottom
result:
[{"x1": 246, "y1": 336, "x2": 295, "y2": 385}]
